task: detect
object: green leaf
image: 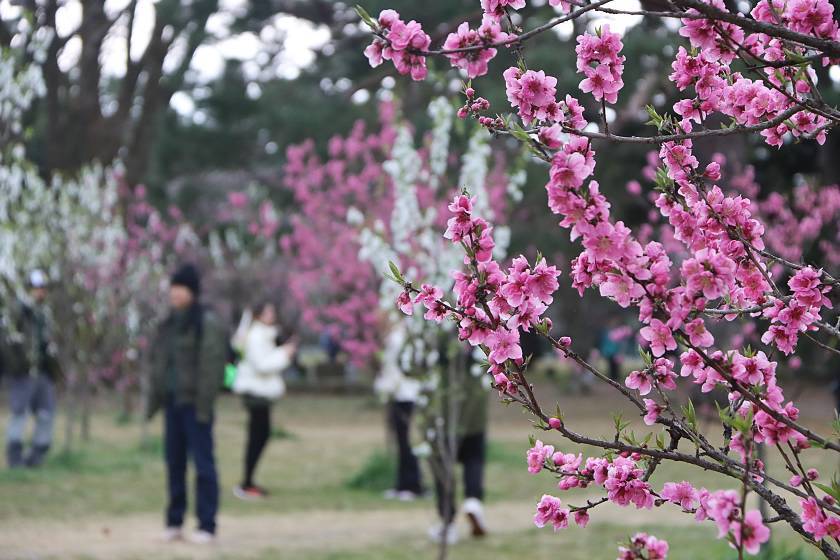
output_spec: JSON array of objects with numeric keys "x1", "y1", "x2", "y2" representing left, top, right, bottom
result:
[
  {"x1": 810, "y1": 438, "x2": 828, "y2": 449},
  {"x1": 508, "y1": 122, "x2": 533, "y2": 143},
  {"x1": 355, "y1": 5, "x2": 377, "y2": 29},
  {"x1": 638, "y1": 346, "x2": 652, "y2": 367},
  {"x1": 613, "y1": 413, "x2": 631, "y2": 435},
  {"x1": 813, "y1": 482, "x2": 840, "y2": 503},
  {"x1": 645, "y1": 105, "x2": 662, "y2": 128},
  {"x1": 682, "y1": 399, "x2": 697, "y2": 431},
  {"x1": 387, "y1": 260, "x2": 404, "y2": 284},
  {"x1": 655, "y1": 431, "x2": 666, "y2": 450}
]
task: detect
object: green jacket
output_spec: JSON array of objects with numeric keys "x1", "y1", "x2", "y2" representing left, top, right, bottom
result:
[
  {"x1": 146, "y1": 305, "x2": 226, "y2": 423},
  {"x1": 430, "y1": 336, "x2": 489, "y2": 438},
  {"x1": 0, "y1": 302, "x2": 62, "y2": 380}
]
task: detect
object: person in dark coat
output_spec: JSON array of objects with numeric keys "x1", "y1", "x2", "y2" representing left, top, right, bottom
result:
[
  {"x1": 1, "y1": 270, "x2": 62, "y2": 468},
  {"x1": 427, "y1": 337, "x2": 489, "y2": 545},
  {"x1": 146, "y1": 264, "x2": 226, "y2": 544}
]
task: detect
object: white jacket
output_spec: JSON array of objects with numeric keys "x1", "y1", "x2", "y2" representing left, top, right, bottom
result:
[
  {"x1": 233, "y1": 322, "x2": 292, "y2": 400},
  {"x1": 374, "y1": 325, "x2": 421, "y2": 403}
]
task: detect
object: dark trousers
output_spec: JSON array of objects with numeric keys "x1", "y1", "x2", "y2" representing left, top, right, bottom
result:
[
  {"x1": 390, "y1": 401, "x2": 422, "y2": 493},
  {"x1": 435, "y1": 432, "x2": 486, "y2": 522},
  {"x1": 243, "y1": 403, "x2": 270, "y2": 488},
  {"x1": 164, "y1": 401, "x2": 219, "y2": 533},
  {"x1": 607, "y1": 355, "x2": 620, "y2": 381}
]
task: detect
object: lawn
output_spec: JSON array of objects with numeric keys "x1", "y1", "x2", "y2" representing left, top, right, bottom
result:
[{"x1": 0, "y1": 376, "x2": 833, "y2": 559}]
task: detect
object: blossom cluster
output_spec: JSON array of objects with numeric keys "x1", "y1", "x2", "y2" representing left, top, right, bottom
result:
[
  {"x1": 364, "y1": 10, "x2": 431, "y2": 81},
  {"x1": 366, "y1": 0, "x2": 840, "y2": 555},
  {"x1": 617, "y1": 532, "x2": 669, "y2": 559},
  {"x1": 669, "y1": 0, "x2": 835, "y2": 147},
  {"x1": 575, "y1": 26, "x2": 625, "y2": 104},
  {"x1": 761, "y1": 267, "x2": 832, "y2": 354},
  {"x1": 282, "y1": 112, "x2": 397, "y2": 366},
  {"x1": 480, "y1": 0, "x2": 526, "y2": 21},
  {"x1": 402, "y1": 194, "x2": 560, "y2": 375},
  {"x1": 802, "y1": 497, "x2": 840, "y2": 541},
  {"x1": 443, "y1": 16, "x2": 511, "y2": 79},
  {"x1": 530, "y1": 446, "x2": 771, "y2": 555}
]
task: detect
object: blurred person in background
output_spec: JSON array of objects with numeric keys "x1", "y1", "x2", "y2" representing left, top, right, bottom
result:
[
  {"x1": 597, "y1": 316, "x2": 629, "y2": 381},
  {"x1": 231, "y1": 299, "x2": 297, "y2": 500},
  {"x1": 375, "y1": 321, "x2": 424, "y2": 501},
  {"x1": 1, "y1": 269, "x2": 62, "y2": 468},
  {"x1": 428, "y1": 341, "x2": 489, "y2": 545},
  {"x1": 146, "y1": 264, "x2": 226, "y2": 545}
]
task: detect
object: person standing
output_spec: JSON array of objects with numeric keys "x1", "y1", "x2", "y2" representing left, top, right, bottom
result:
[
  {"x1": 1, "y1": 270, "x2": 61, "y2": 468},
  {"x1": 375, "y1": 323, "x2": 424, "y2": 501},
  {"x1": 428, "y1": 341, "x2": 489, "y2": 545},
  {"x1": 231, "y1": 300, "x2": 297, "y2": 500},
  {"x1": 146, "y1": 264, "x2": 226, "y2": 544},
  {"x1": 597, "y1": 319, "x2": 623, "y2": 381}
]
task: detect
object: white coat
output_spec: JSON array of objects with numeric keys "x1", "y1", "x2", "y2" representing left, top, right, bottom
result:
[
  {"x1": 233, "y1": 321, "x2": 292, "y2": 401},
  {"x1": 374, "y1": 325, "x2": 421, "y2": 403}
]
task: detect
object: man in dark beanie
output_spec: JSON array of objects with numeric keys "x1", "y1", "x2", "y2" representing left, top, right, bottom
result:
[{"x1": 147, "y1": 263, "x2": 225, "y2": 544}]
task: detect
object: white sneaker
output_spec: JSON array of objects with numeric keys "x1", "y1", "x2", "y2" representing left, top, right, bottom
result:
[
  {"x1": 428, "y1": 523, "x2": 460, "y2": 545},
  {"x1": 462, "y1": 497, "x2": 488, "y2": 537},
  {"x1": 187, "y1": 530, "x2": 216, "y2": 545},
  {"x1": 397, "y1": 490, "x2": 419, "y2": 502},
  {"x1": 160, "y1": 527, "x2": 182, "y2": 542}
]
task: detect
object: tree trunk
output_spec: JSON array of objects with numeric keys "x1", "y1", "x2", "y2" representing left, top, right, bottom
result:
[
  {"x1": 80, "y1": 376, "x2": 92, "y2": 442},
  {"x1": 63, "y1": 372, "x2": 78, "y2": 454},
  {"x1": 138, "y1": 356, "x2": 152, "y2": 445}
]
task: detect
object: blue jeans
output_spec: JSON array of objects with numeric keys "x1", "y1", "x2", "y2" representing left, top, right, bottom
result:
[
  {"x1": 6, "y1": 374, "x2": 56, "y2": 468},
  {"x1": 164, "y1": 401, "x2": 219, "y2": 533}
]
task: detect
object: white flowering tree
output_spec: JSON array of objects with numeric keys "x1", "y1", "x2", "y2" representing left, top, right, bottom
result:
[{"x1": 352, "y1": 95, "x2": 525, "y2": 552}]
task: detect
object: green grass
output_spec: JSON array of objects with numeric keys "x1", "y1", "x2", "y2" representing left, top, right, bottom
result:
[
  {"x1": 0, "y1": 386, "x2": 834, "y2": 559},
  {"x1": 345, "y1": 449, "x2": 396, "y2": 492},
  {"x1": 220, "y1": 524, "x2": 814, "y2": 560}
]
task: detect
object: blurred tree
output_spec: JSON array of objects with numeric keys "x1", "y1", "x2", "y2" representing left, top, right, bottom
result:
[{"x1": 2, "y1": 0, "x2": 227, "y2": 183}]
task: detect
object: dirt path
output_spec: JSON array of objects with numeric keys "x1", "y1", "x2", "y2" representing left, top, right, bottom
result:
[{"x1": 0, "y1": 498, "x2": 700, "y2": 560}]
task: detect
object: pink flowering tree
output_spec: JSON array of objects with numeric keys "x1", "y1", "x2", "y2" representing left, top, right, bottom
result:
[
  {"x1": 361, "y1": 1, "x2": 840, "y2": 558},
  {"x1": 204, "y1": 186, "x2": 286, "y2": 323},
  {"x1": 281, "y1": 106, "x2": 399, "y2": 368}
]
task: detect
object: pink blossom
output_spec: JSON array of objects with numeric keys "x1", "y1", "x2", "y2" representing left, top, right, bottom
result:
[
  {"x1": 661, "y1": 481, "x2": 698, "y2": 510},
  {"x1": 504, "y1": 67, "x2": 559, "y2": 125},
  {"x1": 574, "y1": 509, "x2": 590, "y2": 527},
  {"x1": 443, "y1": 16, "x2": 511, "y2": 78},
  {"x1": 534, "y1": 494, "x2": 570, "y2": 531},
  {"x1": 640, "y1": 319, "x2": 677, "y2": 357},
  {"x1": 527, "y1": 440, "x2": 555, "y2": 473},
  {"x1": 684, "y1": 318, "x2": 714, "y2": 347},
  {"x1": 643, "y1": 398, "x2": 662, "y2": 425},
  {"x1": 396, "y1": 291, "x2": 413, "y2": 315},
  {"x1": 626, "y1": 370, "x2": 653, "y2": 395},
  {"x1": 618, "y1": 533, "x2": 670, "y2": 559},
  {"x1": 482, "y1": 0, "x2": 526, "y2": 20},
  {"x1": 731, "y1": 510, "x2": 770, "y2": 555},
  {"x1": 575, "y1": 25, "x2": 625, "y2": 104},
  {"x1": 487, "y1": 327, "x2": 523, "y2": 364}
]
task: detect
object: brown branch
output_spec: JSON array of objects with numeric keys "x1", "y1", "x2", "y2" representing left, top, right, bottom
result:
[{"x1": 672, "y1": 0, "x2": 840, "y2": 58}]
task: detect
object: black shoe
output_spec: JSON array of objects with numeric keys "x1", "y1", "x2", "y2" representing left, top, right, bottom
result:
[
  {"x1": 25, "y1": 445, "x2": 49, "y2": 468},
  {"x1": 6, "y1": 442, "x2": 24, "y2": 468}
]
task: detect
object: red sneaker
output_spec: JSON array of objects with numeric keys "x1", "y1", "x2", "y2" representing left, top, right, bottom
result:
[{"x1": 233, "y1": 485, "x2": 267, "y2": 501}]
